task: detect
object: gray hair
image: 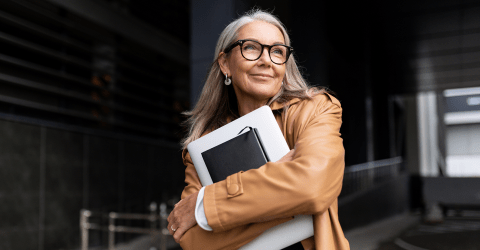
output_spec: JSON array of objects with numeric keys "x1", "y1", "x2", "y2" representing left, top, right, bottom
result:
[{"x1": 182, "y1": 9, "x2": 323, "y2": 149}]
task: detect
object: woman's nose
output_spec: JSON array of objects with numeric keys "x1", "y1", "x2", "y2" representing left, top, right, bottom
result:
[{"x1": 257, "y1": 47, "x2": 272, "y2": 66}]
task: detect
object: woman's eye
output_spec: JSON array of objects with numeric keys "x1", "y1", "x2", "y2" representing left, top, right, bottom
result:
[
  {"x1": 244, "y1": 45, "x2": 257, "y2": 50},
  {"x1": 272, "y1": 48, "x2": 285, "y2": 55}
]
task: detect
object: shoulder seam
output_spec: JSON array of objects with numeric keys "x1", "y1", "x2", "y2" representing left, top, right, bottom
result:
[{"x1": 324, "y1": 93, "x2": 342, "y2": 108}]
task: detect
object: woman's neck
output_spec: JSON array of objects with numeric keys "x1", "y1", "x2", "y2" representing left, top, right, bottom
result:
[{"x1": 237, "y1": 97, "x2": 268, "y2": 116}]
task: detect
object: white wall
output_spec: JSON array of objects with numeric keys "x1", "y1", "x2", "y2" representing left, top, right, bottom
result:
[{"x1": 446, "y1": 123, "x2": 480, "y2": 176}]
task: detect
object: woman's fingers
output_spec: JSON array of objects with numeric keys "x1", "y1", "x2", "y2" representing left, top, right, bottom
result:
[
  {"x1": 167, "y1": 223, "x2": 177, "y2": 236},
  {"x1": 172, "y1": 221, "x2": 189, "y2": 243},
  {"x1": 167, "y1": 210, "x2": 177, "y2": 235},
  {"x1": 166, "y1": 191, "x2": 200, "y2": 243}
]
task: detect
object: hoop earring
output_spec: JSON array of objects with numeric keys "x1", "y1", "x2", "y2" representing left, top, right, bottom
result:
[{"x1": 224, "y1": 73, "x2": 232, "y2": 85}]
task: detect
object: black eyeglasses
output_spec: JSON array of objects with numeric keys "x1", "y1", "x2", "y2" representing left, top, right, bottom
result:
[{"x1": 224, "y1": 39, "x2": 293, "y2": 65}]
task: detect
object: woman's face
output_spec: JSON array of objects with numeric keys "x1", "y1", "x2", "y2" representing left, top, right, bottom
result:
[{"x1": 219, "y1": 21, "x2": 286, "y2": 105}]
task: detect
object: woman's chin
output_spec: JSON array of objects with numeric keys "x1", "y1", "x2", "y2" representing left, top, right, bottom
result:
[
  {"x1": 250, "y1": 81, "x2": 281, "y2": 92},
  {"x1": 250, "y1": 89, "x2": 281, "y2": 101}
]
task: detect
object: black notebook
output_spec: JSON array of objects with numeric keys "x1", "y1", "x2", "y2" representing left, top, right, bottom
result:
[{"x1": 201, "y1": 126, "x2": 270, "y2": 183}]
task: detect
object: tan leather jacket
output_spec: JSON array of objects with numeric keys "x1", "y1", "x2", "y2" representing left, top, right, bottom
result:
[{"x1": 180, "y1": 93, "x2": 350, "y2": 250}]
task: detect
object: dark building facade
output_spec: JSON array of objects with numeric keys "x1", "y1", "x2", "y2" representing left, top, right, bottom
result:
[
  {"x1": 0, "y1": 0, "x2": 189, "y2": 248},
  {"x1": 1, "y1": 0, "x2": 480, "y2": 249}
]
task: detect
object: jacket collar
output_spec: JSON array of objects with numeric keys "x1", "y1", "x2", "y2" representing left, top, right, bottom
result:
[{"x1": 269, "y1": 98, "x2": 301, "y2": 111}]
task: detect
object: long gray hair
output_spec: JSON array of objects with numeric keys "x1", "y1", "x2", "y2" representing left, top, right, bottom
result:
[{"x1": 182, "y1": 9, "x2": 324, "y2": 149}]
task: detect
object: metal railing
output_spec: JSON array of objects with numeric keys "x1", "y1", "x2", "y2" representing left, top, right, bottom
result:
[
  {"x1": 80, "y1": 202, "x2": 172, "y2": 250},
  {"x1": 78, "y1": 158, "x2": 404, "y2": 249},
  {"x1": 340, "y1": 156, "x2": 404, "y2": 198}
]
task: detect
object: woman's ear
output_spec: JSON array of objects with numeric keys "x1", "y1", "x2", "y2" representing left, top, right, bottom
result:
[{"x1": 218, "y1": 52, "x2": 230, "y2": 76}]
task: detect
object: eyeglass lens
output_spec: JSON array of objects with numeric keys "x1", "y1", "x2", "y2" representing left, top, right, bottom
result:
[{"x1": 241, "y1": 40, "x2": 289, "y2": 64}]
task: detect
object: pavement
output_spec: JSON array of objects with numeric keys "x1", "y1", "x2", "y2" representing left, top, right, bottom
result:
[
  {"x1": 346, "y1": 210, "x2": 480, "y2": 250},
  {"x1": 345, "y1": 212, "x2": 421, "y2": 250},
  {"x1": 106, "y1": 210, "x2": 480, "y2": 250},
  {"x1": 113, "y1": 232, "x2": 180, "y2": 250},
  {"x1": 112, "y1": 212, "x2": 420, "y2": 250}
]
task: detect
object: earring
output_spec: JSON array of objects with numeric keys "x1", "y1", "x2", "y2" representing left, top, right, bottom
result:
[{"x1": 224, "y1": 73, "x2": 232, "y2": 85}]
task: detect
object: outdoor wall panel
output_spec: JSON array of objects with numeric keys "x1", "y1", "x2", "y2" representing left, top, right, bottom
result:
[
  {"x1": 88, "y1": 135, "x2": 119, "y2": 210},
  {"x1": 465, "y1": 6, "x2": 480, "y2": 28},
  {"x1": 43, "y1": 194, "x2": 82, "y2": 247},
  {"x1": 446, "y1": 124, "x2": 472, "y2": 155},
  {"x1": 123, "y1": 142, "x2": 149, "y2": 211},
  {"x1": 463, "y1": 33, "x2": 480, "y2": 47},
  {"x1": 382, "y1": 1, "x2": 480, "y2": 93},
  {"x1": 45, "y1": 129, "x2": 83, "y2": 194},
  {"x1": 413, "y1": 11, "x2": 461, "y2": 35},
  {"x1": 417, "y1": 37, "x2": 461, "y2": 53},
  {"x1": 446, "y1": 124, "x2": 480, "y2": 155},
  {"x1": 148, "y1": 145, "x2": 185, "y2": 200},
  {"x1": 0, "y1": 230, "x2": 39, "y2": 250},
  {"x1": 411, "y1": 55, "x2": 462, "y2": 67},
  {"x1": 0, "y1": 193, "x2": 39, "y2": 230},
  {"x1": 0, "y1": 120, "x2": 40, "y2": 192},
  {"x1": 43, "y1": 227, "x2": 79, "y2": 250}
]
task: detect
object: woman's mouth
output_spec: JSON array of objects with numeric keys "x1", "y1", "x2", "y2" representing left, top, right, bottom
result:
[{"x1": 251, "y1": 74, "x2": 274, "y2": 79}]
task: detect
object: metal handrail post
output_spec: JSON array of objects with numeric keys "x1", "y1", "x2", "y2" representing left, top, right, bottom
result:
[
  {"x1": 149, "y1": 202, "x2": 157, "y2": 229},
  {"x1": 160, "y1": 203, "x2": 168, "y2": 250},
  {"x1": 108, "y1": 212, "x2": 116, "y2": 250},
  {"x1": 80, "y1": 209, "x2": 90, "y2": 250}
]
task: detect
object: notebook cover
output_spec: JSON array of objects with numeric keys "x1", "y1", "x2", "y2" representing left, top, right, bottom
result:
[{"x1": 202, "y1": 128, "x2": 268, "y2": 183}]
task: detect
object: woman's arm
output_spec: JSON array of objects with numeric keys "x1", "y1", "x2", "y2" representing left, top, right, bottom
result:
[
  {"x1": 174, "y1": 150, "x2": 291, "y2": 250},
  {"x1": 203, "y1": 94, "x2": 345, "y2": 232}
]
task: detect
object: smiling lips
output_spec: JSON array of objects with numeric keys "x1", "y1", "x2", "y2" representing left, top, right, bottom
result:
[{"x1": 251, "y1": 73, "x2": 274, "y2": 78}]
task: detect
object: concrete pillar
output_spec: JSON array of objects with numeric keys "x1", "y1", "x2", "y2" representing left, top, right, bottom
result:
[{"x1": 417, "y1": 91, "x2": 441, "y2": 177}]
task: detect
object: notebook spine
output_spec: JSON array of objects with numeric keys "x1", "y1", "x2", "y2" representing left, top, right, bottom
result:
[{"x1": 253, "y1": 128, "x2": 270, "y2": 162}]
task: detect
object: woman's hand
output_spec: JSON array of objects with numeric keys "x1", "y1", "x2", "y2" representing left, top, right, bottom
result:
[
  {"x1": 276, "y1": 149, "x2": 295, "y2": 163},
  {"x1": 166, "y1": 149, "x2": 294, "y2": 243},
  {"x1": 167, "y1": 191, "x2": 199, "y2": 243}
]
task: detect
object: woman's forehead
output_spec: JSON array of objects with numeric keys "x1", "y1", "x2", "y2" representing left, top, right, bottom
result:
[{"x1": 237, "y1": 21, "x2": 285, "y2": 44}]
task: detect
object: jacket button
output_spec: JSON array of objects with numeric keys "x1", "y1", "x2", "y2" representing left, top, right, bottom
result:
[{"x1": 227, "y1": 183, "x2": 239, "y2": 195}]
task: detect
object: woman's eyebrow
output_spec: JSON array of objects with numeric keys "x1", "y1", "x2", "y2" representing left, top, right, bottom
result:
[
  {"x1": 243, "y1": 38, "x2": 285, "y2": 45},
  {"x1": 243, "y1": 38, "x2": 260, "y2": 42}
]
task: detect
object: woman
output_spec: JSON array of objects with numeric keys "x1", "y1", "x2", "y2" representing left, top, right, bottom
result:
[{"x1": 168, "y1": 9, "x2": 350, "y2": 250}]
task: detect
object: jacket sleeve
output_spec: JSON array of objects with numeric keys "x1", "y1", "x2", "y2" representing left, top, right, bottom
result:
[
  {"x1": 203, "y1": 93, "x2": 345, "y2": 232},
  {"x1": 179, "y1": 150, "x2": 291, "y2": 250}
]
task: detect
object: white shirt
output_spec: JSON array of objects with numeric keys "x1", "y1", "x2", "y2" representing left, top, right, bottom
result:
[{"x1": 195, "y1": 186, "x2": 212, "y2": 231}]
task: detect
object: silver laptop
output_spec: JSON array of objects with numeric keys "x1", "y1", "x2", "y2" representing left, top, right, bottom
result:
[{"x1": 187, "y1": 106, "x2": 313, "y2": 250}]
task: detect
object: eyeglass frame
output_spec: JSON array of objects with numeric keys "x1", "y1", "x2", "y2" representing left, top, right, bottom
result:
[{"x1": 223, "y1": 39, "x2": 294, "y2": 65}]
